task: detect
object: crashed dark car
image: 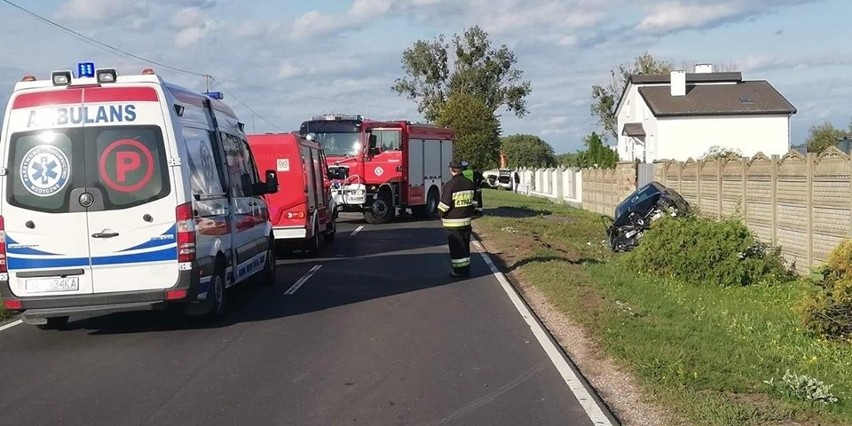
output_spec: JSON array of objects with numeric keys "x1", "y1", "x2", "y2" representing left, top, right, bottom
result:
[{"x1": 604, "y1": 181, "x2": 691, "y2": 252}]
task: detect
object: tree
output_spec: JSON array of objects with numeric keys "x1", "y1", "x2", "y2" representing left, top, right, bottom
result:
[
  {"x1": 393, "y1": 25, "x2": 532, "y2": 122},
  {"x1": 700, "y1": 145, "x2": 743, "y2": 161},
  {"x1": 591, "y1": 51, "x2": 673, "y2": 141},
  {"x1": 500, "y1": 134, "x2": 556, "y2": 168},
  {"x1": 556, "y1": 152, "x2": 582, "y2": 167},
  {"x1": 436, "y1": 92, "x2": 501, "y2": 170},
  {"x1": 805, "y1": 122, "x2": 849, "y2": 153},
  {"x1": 577, "y1": 132, "x2": 619, "y2": 169}
]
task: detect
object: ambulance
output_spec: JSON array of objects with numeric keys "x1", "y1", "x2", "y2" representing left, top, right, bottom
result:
[
  {"x1": 246, "y1": 132, "x2": 337, "y2": 257},
  {"x1": 0, "y1": 64, "x2": 280, "y2": 329}
]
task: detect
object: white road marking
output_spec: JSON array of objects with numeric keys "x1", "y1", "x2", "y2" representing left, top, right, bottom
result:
[
  {"x1": 0, "y1": 319, "x2": 22, "y2": 333},
  {"x1": 351, "y1": 225, "x2": 364, "y2": 236},
  {"x1": 284, "y1": 264, "x2": 322, "y2": 295},
  {"x1": 472, "y1": 239, "x2": 615, "y2": 426}
]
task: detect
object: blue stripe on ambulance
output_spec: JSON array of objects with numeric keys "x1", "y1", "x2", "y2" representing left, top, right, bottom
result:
[
  {"x1": 118, "y1": 225, "x2": 177, "y2": 252},
  {"x1": 6, "y1": 226, "x2": 178, "y2": 269},
  {"x1": 8, "y1": 245, "x2": 178, "y2": 270}
]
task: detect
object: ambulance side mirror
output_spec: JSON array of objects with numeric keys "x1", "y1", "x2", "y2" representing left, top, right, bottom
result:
[
  {"x1": 251, "y1": 170, "x2": 278, "y2": 195},
  {"x1": 262, "y1": 170, "x2": 278, "y2": 194}
]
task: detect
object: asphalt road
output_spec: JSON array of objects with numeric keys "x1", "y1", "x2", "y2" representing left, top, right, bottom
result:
[{"x1": 0, "y1": 213, "x2": 614, "y2": 426}]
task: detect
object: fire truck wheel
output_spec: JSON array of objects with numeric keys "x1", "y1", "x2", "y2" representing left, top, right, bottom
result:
[
  {"x1": 304, "y1": 223, "x2": 321, "y2": 257},
  {"x1": 323, "y1": 219, "x2": 336, "y2": 242},
  {"x1": 364, "y1": 190, "x2": 395, "y2": 224},
  {"x1": 413, "y1": 186, "x2": 439, "y2": 220}
]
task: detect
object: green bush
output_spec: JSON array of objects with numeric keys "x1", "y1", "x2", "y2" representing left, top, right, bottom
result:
[
  {"x1": 799, "y1": 239, "x2": 852, "y2": 340},
  {"x1": 624, "y1": 215, "x2": 794, "y2": 287}
]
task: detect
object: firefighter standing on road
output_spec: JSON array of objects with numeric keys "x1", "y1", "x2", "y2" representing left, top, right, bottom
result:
[{"x1": 438, "y1": 160, "x2": 476, "y2": 277}]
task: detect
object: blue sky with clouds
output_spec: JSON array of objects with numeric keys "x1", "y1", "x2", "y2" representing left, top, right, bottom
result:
[{"x1": 0, "y1": 0, "x2": 848, "y2": 153}]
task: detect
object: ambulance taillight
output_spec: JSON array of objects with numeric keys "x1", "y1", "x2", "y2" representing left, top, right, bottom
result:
[
  {"x1": 176, "y1": 202, "x2": 196, "y2": 263},
  {"x1": 0, "y1": 215, "x2": 7, "y2": 274}
]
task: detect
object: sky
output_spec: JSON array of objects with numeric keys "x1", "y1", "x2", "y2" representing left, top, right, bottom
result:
[{"x1": 0, "y1": 0, "x2": 849, "y2": 153}]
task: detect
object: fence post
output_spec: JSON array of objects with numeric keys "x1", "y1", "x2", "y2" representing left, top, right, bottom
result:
[
  {"x1": 741, "y1": 157, "x2": 748, "y2": 222},
  {"x1": 555, "y1": 168, "x2": 564, "y2": 201},
  {"x1": 717, "y1": 159, "x2": 723, "y2": 218},
  {"x1": 771, "y1": 155, "x2": 779, "y2": 245},
  {"x1": 806, "y1": 153, "x2": 814, "y2": 268},
  {"x1": 696, "y1": 161, "x2": 702, "y2": 216}
]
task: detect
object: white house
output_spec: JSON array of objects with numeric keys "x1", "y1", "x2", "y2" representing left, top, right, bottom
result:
[{"x1": 615, "y1": 64, "x2": 797, "y2": 163}]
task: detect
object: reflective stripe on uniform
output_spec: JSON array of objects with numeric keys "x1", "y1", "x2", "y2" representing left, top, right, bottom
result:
[
  {"x1": 451, "y1": 257, "x2": 471, "y2": 267},
  {"x1": 438, "y1": 202, "x2": 450, "y2": 212},
  {"x1": 442, "y1": 217, "x2": 471, "y2": 228}
]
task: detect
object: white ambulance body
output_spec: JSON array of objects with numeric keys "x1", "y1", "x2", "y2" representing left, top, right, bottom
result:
[{"x1": 0, "y1": 67, "x2": 279, "y2": 328}]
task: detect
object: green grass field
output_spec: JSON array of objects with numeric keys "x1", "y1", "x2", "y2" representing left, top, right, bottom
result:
[{"x1": 474, "y1": 189, "x2": 852, "y2": 426}]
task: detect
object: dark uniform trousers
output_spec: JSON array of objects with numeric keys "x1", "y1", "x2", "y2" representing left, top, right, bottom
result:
[{"x1": 446, "y1": 224, "x2": 471, "y2": 276}]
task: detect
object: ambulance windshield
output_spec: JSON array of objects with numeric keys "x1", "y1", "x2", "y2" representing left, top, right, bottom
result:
[{"x1": 311, "y1": 132, "x2": 362, "y2": 157}]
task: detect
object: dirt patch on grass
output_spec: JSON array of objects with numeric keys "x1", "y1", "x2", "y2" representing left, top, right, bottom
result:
[{"x1": 475, "y1": 230, "x2": 685, "y2": 426}]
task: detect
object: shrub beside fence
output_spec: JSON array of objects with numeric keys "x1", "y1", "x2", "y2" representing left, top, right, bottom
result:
[{"x1": 513, "y1": 147, "x2": 852, "y2": 272}]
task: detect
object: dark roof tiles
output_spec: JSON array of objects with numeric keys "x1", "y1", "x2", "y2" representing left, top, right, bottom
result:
[{"x1": 637, "y1": 81, "x2": 797, "y2": 117}]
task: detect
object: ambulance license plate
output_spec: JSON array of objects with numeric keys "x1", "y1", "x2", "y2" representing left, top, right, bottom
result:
[{"x1": 26, "y1": 277, "x2": 80, "y2": 293}]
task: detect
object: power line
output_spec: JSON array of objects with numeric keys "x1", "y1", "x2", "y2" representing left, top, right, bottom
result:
[
  {"x1": 214, "y1": 77, "x2": 399, "y2": 111},
  {"x1": 1, "y1": 0, "x2": 289, "y2": 130},
  {"x1": 1, "y1": 0, "x2": 205, "y2": 77},
  {"x1": 211, "y1": 78, "x2": 287, "y2": 132}
]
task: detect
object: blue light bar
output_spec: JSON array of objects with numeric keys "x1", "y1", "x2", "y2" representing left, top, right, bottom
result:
[
  {"x1": 77, "y1": 62, "x2": 95, "y2": 78},
  {"x1": 204, "y1": 91, "x2": 224, "y2": 100}
]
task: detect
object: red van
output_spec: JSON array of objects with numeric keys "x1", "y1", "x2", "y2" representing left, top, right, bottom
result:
[{"x1": 247, "y1": 132, "x2": 337, "y2": 256}]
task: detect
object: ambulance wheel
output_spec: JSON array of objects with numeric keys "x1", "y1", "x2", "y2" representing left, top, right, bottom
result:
[
  {"x1": 37, "y1": 316, "x2": 69, "y2": 330},
  {"x1": 364, "y1": 191, "x2": 394, "y2": 224},
  {"x1": 323, "y1": 219, "x2": 336, "y2": 243},
  {"x1": 305, "y1": 223, "x2": 321, "y2": 257},
  {"x1": 259, "y1": 236, "x2": 277, "y2": 286},
  {"x1": 202, "y1": 267, "x2": 227, "y2": 321}
]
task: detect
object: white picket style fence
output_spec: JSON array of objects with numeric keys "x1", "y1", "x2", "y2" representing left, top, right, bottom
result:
[{"x1": 512, "y1": 167, "x2": 583, "y2": 207}]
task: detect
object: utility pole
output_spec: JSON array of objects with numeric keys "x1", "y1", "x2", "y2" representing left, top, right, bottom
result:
[{"x1": 204, "y1": 74, "x2": 211, "y2": 92}]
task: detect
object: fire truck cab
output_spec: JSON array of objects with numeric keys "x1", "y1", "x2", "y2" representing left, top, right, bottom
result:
[{"x1": 299, "y1": 114, "x2": 454, "y2": 224}]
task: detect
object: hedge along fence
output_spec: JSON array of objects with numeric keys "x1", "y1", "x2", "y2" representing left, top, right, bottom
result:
[{"x1": 653, "y1": 148, "x2": 852, "y2": 274}]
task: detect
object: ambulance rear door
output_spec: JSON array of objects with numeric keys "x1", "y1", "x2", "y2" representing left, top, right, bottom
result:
[
  {"x1": 81, "y1": 86, "x2": 180, "y2": 293},
  {"x1": 2, "y1": 88, "x2": 95, "y2": 297}
]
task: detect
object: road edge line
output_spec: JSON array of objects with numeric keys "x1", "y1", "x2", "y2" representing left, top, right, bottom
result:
[
  {"x1": 0, "y1": 319, "x2": 23, "y2": 333},
  {"x1": 472, "y1": 238, "x2": 619, "y2": 426},
  {"x1": 284, "y1": 264, "x2": 322, "y2": 295}
]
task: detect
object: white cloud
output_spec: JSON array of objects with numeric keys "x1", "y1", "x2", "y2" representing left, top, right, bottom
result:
[
  {"x1": 55, "y1": 0, "x2": 149, "y2": 24},
  {"x1": 170, "y1": 7, "x2": 217, "y2": 48},
  {"x1": 636, "y1": 1, "x2": 741, "y2": 33}
]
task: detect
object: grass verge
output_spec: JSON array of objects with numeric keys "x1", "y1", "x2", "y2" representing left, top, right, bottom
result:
[{"x1": 473, "y1": 188, "x2": 851, "y2": 426}]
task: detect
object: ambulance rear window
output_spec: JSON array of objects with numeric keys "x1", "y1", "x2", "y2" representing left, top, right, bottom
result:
[
  {"x1": 5, "y1": 126, "x2": 170, "y2": 213},
  {"x1": 7, "y1": 130, "x2": 80, "y2": 213},
  {"x1": 92, "y1": 126, "x2": 170, "y2": 210}
]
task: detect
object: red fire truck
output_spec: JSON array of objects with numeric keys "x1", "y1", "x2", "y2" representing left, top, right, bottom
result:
[{"x1": 299, "y1": 114, "x2": 455, "y2": 224}]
